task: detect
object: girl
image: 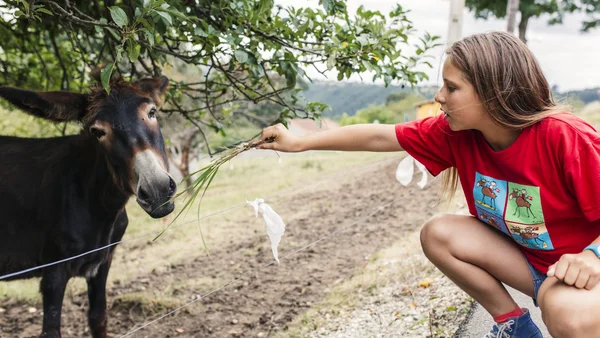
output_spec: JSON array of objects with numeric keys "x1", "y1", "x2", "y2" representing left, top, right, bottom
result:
[{"x1": 258, "y1": 31, "x2": 600, "y2": 338}]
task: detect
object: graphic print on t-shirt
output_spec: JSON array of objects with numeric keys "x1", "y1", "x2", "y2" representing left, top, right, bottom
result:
[
  {"x1": 473, "y1": 173, "x2": 553, "y2": 250},
  {"x1": 474, "y1": 174, "x2": 506, "y2": 217},
  {"x1": 477, "y1": 208, "x2": 510, "y2": 236}
]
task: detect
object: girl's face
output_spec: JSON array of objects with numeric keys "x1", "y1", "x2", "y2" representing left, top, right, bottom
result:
[{"x1": 435, "y1": 59, "x2": 489, "y2": 131}]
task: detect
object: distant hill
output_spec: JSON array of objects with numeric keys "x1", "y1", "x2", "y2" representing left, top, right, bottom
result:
[
  {"x1": 300, "y1": 81, "x2": 600, "y2": 118},
  {"x1": 300, "y1": 81, "x2": 438, "y2": 117},
  {"x1": 556, "y1": 88, "x2": 600, "y2": 105}
]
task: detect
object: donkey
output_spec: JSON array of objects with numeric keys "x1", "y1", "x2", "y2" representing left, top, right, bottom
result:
[{"x1": 0, "y1": 75, "x2": 176, "y2": 338}]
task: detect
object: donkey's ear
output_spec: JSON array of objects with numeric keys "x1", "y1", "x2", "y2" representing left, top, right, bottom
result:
[
  {"x1": 0, "y1": 86, "x2": 87, "y2": 122},
  {"x1": 134, "y1": 76, "x2": 169, "y2": 107}
]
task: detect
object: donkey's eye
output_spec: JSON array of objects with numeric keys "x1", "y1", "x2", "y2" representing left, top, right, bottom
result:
[
  {"x1": 148, "y1": 108, "x2": 157, "y2": 119},
  {"x1": 90, "y1": 127, "x2": 106, "y2": 139}
]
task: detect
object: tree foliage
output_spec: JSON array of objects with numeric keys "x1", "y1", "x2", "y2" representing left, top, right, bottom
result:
[
  {"x1": 0, "y1": 0, "x2": 440, "y2": 154},
  {"x1": 465, "y1": 0, "x2": 600, "y2": 42}
]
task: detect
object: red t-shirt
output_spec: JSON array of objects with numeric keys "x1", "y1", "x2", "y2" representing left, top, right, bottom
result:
[{"x1": 395, "y1": 112, "x2": 600, "y2": 273}]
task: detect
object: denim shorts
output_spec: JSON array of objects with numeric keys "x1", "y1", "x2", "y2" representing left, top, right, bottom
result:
[{"x1": 525, "y1": 259, "x2": 548, "y2": 307}]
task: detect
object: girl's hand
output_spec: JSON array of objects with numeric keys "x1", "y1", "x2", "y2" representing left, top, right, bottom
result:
[
  {"x1": 547, "y1": 251, "x2": 600, "y2": 290},
  {"x1": 258, "y1": 123, "x2": 303, "y2": 152}
]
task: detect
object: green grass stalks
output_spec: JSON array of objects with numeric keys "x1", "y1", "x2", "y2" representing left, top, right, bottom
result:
[{"x1": 152, "y1": 136, "x2": 275, "y2": 243}]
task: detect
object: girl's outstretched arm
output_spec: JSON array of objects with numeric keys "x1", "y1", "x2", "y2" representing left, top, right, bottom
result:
[{"x1": 259, "y1": 123, "x2": 403, "y2": 153}]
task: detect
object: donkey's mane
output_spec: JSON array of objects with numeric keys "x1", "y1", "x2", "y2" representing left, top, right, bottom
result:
[{"x1": 84, "y1": 78, "x2": 150, "y2": 126}]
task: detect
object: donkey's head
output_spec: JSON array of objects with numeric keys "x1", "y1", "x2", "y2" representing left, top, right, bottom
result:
[{"x1": 0, "y1": 76, "x2": 176, "y2": 218}]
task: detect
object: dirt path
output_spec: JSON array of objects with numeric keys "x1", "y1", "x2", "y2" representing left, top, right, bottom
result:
[{"x1": 1, "y1": 159, "x2": 443, "y2": 337}]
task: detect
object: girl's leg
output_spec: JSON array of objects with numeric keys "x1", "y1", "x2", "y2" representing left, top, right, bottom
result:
[
  {"x1": 420, "y1": 214, "x2": 534, "y2": 316},
  {"x1": 538, "y1": 276, "x2": 600, "y2": 338}
]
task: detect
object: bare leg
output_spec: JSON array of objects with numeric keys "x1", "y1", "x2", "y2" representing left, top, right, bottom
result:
[
  {"x1": 538, "y1": 277, "x2": 600, "y2": 337},
  {"x1": 420, "y1": 214, "x2": 534, "y2": 316}
]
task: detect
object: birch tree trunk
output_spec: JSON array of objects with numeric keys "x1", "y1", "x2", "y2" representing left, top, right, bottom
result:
[{"x1": 506, "y1": 0, "x2": 520, "y2": 34}]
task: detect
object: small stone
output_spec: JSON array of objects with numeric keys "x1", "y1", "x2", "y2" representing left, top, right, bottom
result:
[
  {"x1": 0, "y1": 307, "x2": 5, "y2": 313},
  {"x1": 231, "y1": 319, "x2": 238, "y2": 324},
  {"x1": 175, "y1": 328, "x2": 184, "y2": 333},
  {"x1": 257, "y1": 333, "x2": 265, "y2": 337},
  {"x1": 28, "y1": 307, "x2": 37, "y2": 313}
]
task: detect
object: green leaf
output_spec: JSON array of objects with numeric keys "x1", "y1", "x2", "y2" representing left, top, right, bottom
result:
[
  {"x1": 234, "y1": 50, "x2": 248, "y2": 63},
  {"x1": 127, "y1": 40, "x2": 141, "y2": 62},
  {"x1": 257, "y1": 0, "x2": 273, "y2": 15},
  {"x1": 14, "y1": 10, "x2": 24, "y2": 17},
  {"x1": 35, "y1": 8, "x2": 53, "y2": 16},
  {"x1": 326, "y1": 52, "x2": 336, "y2": 71},
  {"x1": 95, "y1": 18, "x2": 107, "y2": 33},
  {"x1": 137, "y1": 17, "x2": 152, "y2": 30},
  {"x1": 109, "y1": 6, "x2": 128, "y2": 28},
  {"x1": 20, "y1": 0, "x2": 30, "y2": 13},
  {"x1": 155, "y1": 10, "x2": 172, "y2": 25},
  {"x1": 321, "y1": 0, "x2": 334, "y2": 13},
  {"x1": 194, "y1": 26, "x2": 207, "y2": 37},
  {"x1": 101, "y1": 63, "x2": 114, "y2": 94},
  {"x1": 161, "y1": 8, "x2": 189, "y2": 20},
  {"x1": 285, "y1": 69, "x2": 297, "y2": 88},
  {"x1": 144, "y1": 29, "x2": 155, "y2": 45},
  {"x1": 115, "y1": 45, "x2": 123, "y2": 62}
]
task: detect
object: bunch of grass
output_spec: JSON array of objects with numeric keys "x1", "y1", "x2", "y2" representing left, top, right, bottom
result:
[{"x1": 153, "y1": 136, "x2": 275, "y2": 243}]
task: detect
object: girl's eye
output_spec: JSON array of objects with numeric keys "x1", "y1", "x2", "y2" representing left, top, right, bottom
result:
[
  {"x1": 448, "y1": 86, "x2": 456, "y2": 93},
  {"x1": 148, "y1": 108, "x2": 157, "y2": 119}
]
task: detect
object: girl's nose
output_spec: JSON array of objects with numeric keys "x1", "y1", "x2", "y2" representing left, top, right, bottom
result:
[{"x1": 434, "y1": 90, "x2": 445, "y2": 104}]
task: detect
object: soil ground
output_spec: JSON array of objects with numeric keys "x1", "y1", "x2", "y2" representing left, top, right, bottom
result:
[{"x1": 0, "y1": 156, "x2": 457, "y2": 338}]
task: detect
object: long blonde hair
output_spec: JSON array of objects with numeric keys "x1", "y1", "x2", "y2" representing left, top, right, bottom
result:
[{"x1": 441, "y1": 31, "x2": 568, "y2": 202}]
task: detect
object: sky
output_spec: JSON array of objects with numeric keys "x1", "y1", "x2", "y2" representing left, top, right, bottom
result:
[{"x1": 275, "y1": 0, "x2": 600, "y2": 92}]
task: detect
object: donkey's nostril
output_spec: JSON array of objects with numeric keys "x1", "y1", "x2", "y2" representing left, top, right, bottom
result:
[
  {"x1": 168, "y1": 178, "x2": 177, "y2": 197},
  {"x1": 137, "y1": 187, "x2": 151, "y2": 204}
]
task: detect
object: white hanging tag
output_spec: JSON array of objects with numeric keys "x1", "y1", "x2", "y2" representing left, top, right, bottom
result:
[
  {"x1": 247, "y1": 198, "x2": 286, "y2": 264},
  {"x1": 414, "y1": 159, "x2": 428, "y2": 189},
  {"x1": 395, "y1": 155, "x2": 414, "y2": 186}
]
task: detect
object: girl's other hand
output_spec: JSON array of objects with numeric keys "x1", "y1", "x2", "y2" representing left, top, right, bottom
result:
[{"x1": 547, "y1": 251, "x2": 600, "y2": 290}]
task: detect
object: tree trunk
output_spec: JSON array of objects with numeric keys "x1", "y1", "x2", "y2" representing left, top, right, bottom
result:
[
  {"x1": 518, "y1": 13, "x2": 530, "y2": 44},
  {"x1": 506, "y1": 0, "x2": 520, "y2": 34},
  {"x1": 168, "y1": 128, "x2": 201, "y2": 194},
  {"x1": 179, "y1": 143, "x2": 193, "y2": 192}
]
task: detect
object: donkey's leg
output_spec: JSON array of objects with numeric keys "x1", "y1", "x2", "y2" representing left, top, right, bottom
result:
[
  {"x1": 40, "y1": 267, "x2": 69, "y2": 338},
  {"x1": 87, "y1": 257, "x2": 113, "y2": 338}
]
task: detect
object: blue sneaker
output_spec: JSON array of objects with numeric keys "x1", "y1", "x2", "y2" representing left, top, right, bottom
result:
[{"x1": 484, "y1": 308, "x2": 543, "y2": 338}]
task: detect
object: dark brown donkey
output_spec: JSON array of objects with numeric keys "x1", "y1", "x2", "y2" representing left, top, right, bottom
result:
[{"x1": 0, "y1": 76, "x2": 176, "y2": 338}]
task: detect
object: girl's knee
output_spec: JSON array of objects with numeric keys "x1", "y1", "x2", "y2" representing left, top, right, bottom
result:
[
  {"x1": 420, "y1": 214, "x2": 455, "y2": 252},
  {"x1": 540, "y1": 284, "x2": 586, "y2": 337}
]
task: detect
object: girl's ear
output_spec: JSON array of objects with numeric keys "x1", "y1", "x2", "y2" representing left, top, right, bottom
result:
[{"x1": 0, "y1": 86, "x2": 88, "y2": 122}]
